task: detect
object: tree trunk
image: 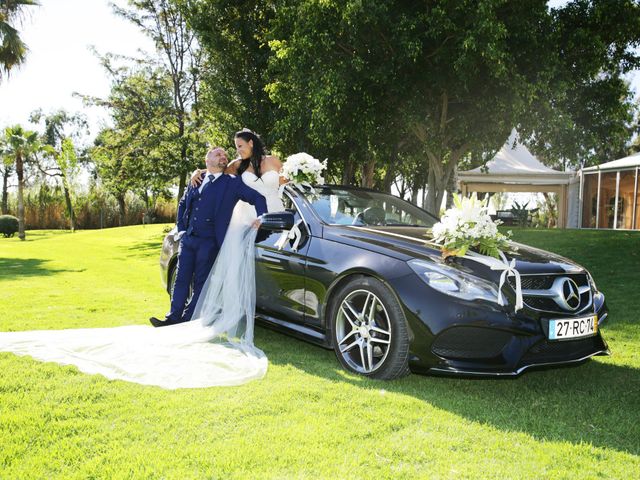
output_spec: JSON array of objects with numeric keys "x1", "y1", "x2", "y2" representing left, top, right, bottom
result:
[
  {"x1": 16, "y1": 153, "x2": 25, "y2": 240},
  {"x1": 341, "y1": 158, "x2": 356, "y2": 185},
  {"x1": 117, "y1": 194, "x2": 126, "y2": 226},
  {"x1": 410, "y1": 188, "x2": 419, "y2": 205},
  {"x1": 445, "y1": 163, "x2": 458, "y2": 209},
  {"x1": 542, "y1": 192, "x2": 557, "y2": 228},
  {"x1": 177, "y1": 171, "x2": 187, "y2": 209},
  {"x1": 424, "y1": 146, "x2": 466, "y2": 215},
  {"x1": 382, "y1": 142, "x2": 402, "y2": 193},
  {"x1": 361, "y1": 158, "x2": 376, "y2": 188},
  {"x1": 62, "y1": 178, "x2": 76, "y2": 232},
  {"x1": 398, "y1": 176, "x2": 407, "y2": 199},
  {"x1": 1, "y1": 169, "x2": 8, "y2": 215}
]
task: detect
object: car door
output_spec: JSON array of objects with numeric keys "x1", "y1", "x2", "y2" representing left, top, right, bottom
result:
[{"x1": 255, "y1": 193, "x2": 312, "y2": 325}]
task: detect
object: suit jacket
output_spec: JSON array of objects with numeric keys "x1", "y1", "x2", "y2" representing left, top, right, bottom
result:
[{"x1": 177, "y1": 173, "x2": 268, "y2": 247}]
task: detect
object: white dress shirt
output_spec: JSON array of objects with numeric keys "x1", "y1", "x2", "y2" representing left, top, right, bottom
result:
[{"x1": 198, "y1": 171, "x2": 222, "y2": 194}]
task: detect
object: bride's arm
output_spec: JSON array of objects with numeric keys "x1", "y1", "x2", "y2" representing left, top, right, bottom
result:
[{"x1": 225, "y1": 158, "x2": 242, "y2": 176}]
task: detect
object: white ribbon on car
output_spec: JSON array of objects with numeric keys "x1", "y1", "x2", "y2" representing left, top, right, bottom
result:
[
  {"x1": 353, "y1": 226, "x2": 523, "y2": 312},
  {"x1": 461, "y1": 250, "x2": 524, "y2": 312},
  {"x1": 278, "y1": 181, "x2": 315, "y2": 198},
  {"x1": 274, "y1": 219, "x2": 304, "y2": 252}
]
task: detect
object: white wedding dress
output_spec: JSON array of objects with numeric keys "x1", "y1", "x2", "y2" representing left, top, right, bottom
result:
[{"x1": 0, "y1": 171, "x2": 284, "y2": 389}]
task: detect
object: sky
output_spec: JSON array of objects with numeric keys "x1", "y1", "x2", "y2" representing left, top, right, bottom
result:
[
  {"x1": 0, "y1": 0, "x2": 639, "y2": 144},
  {"x1": 0, "y1": 0, "x2": 155, "y2": 139}
]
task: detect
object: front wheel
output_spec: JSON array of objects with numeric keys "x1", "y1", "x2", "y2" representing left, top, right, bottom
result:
[{"x1": 329, "y1": 276, "x2": 410, "y2": 379}]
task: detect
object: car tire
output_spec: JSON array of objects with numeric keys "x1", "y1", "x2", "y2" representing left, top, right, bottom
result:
[{"x1": 329, "y1": 276, "x2": 410, "y2": 380}]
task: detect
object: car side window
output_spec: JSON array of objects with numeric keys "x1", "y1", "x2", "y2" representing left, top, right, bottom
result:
[
  {"x1": 283, "y1": 192, "x2": 311, "y2": 237},
  {"x1": 282, "y1": 194, "x2": 296, "y2": 212}
]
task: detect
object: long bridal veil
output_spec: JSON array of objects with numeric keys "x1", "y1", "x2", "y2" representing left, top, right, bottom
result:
[{"x1": 0, "y1": 204, "x2": 267, "y2": 389}]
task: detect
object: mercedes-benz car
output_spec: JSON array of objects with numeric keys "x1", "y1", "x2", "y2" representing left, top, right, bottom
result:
[{"x1": 160, "y1": 185, "x2": 609, "y2": 379}]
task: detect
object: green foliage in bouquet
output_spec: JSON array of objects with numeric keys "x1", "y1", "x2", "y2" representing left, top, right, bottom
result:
[{"x1": 430, "y1": 194, "x2": 511, "y2": 259}]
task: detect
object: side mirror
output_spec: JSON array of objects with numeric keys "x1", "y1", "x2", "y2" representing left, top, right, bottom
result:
[{"x1": 260, "y1": 211, "x2": 295, "y2": 231}]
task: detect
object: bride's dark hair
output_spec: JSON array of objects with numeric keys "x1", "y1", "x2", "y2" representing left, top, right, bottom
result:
[{"x1": 235, "y1": 128, "x2": 265, "y2": 179}]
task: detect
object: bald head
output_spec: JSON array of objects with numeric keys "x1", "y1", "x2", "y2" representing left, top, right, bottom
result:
[{"x1": 205, "y1": 147, "x2": 228, "y2": 173}]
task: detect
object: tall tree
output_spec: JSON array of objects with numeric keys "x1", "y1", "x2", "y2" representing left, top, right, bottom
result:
[
  {"x1": 523, "y1": 0, "x2": 640, "y2": 169},
  {"x1": 0, "y1": 135, "x2": 14, "y2": 214},
  {"x1": 264, "y1": 0, "x2": 640, "y2": 213},
  {"x1": 90, "y1": 128, "x2": 133, "y2": 226},
  {"x1": 266, "y1": 0, "x2": 415, "y2": 187},
  {"x1": 0, "y1": 160, "x2": 13, "y2": 214},
  {"x1": 29, "y1": 109, "x2": 87, "y2": 231},
  {"x1": 0, "y1": 0, "x2": 39, "y2": 79},
  {"x1": 2, "y1": 124, "x2": 40, "y2": 240},
  {"x1": 183, "y1": 0, "x2": 279, "y2": 146},
  {"x1": 86, "y1": 66, "x2": 178, "y2": 224},
  {"x1": 112, "y1": 0, "x2": 205, "y2": 202}
]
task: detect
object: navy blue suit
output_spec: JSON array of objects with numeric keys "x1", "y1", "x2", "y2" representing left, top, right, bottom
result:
[{"x1": 167, "y1": 173, "x2": 268, "y2": 323}]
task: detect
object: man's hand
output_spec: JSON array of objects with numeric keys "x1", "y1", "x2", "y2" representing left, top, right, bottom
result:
[
  {"x1": 190, "y1": 169, "x2": 205, "y2": 187},
  {"x1": 251, "y1": 218, "x2": 262, "y2": 230},
  {"x1": 174, "y1": 230, "x2": 185, "y2": 241}
]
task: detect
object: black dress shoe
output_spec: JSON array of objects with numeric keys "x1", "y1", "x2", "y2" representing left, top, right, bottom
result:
[{"x1": 149, "y1": 316, "x2": 177, "y2": 328}]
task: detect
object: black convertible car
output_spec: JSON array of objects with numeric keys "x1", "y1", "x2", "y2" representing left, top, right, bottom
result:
[{"x1": 160, "y1": 185, "x2": 609, "y2": 379}]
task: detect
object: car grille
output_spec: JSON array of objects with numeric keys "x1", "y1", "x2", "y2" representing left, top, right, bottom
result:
[
  {"x1": 507, "y1": 273, "x2": 592, "y2": 314},
  {"x1": 520, "y1": 335, "x2": 606, "y2": 364},
  {"x1": 432, "y1": 327, "x2": 511, "y2": 360}
]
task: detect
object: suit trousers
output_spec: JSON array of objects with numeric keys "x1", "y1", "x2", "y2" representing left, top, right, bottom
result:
[{"x1": 167, "y1": 234, "x2": 220, "y2": 323}]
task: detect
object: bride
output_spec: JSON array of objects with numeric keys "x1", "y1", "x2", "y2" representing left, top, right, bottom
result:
[{"x1": 0, "y1": 129, "x2": 284, "y2": 389}]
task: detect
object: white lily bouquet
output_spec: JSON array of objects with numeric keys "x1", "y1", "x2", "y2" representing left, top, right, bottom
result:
[
  {"x1": 431, "y1": 193, "x2": 511, "y2": 259},
  {"x1": 281, "y1": 152, "x2": 327, "y2": 188},
  {"x1": 430, "y1": 194, "x2": 523, "y2": 311}
]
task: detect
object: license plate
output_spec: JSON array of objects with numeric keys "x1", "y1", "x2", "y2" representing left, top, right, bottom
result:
[{"x1": 548, "y1": 315, "x2": 598, "y2": 340}]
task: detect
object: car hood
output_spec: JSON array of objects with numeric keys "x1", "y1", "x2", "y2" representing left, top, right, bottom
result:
[{"x1": 325, "y1": 225, "x2": 585, "y2": 278}]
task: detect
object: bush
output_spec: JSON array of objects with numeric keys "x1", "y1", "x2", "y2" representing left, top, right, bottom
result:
[{"x1": 0, "y1": 215, "x2": 19, "y2": 238}]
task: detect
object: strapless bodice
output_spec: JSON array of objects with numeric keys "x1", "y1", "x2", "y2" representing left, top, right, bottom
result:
[{"x1": 241, "y1": 171, "x2": 284, "y2": 213}]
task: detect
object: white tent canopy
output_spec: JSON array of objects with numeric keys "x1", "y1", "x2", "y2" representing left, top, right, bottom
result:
[
  {"x1": 458, "y1": 129, "x2": 577, "y2": 227},
  {"x1": 458, "y1": 129, "x2": 574, "y2": 185}
]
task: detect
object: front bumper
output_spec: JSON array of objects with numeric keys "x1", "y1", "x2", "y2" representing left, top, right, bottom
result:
[{"x1": 390, "y1": 274, "x2": 610, "y2": 377}]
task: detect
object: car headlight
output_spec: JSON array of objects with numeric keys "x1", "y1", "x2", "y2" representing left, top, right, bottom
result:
[{"x1": 407, "y1": 259, "x2": 500, "y2": 303}]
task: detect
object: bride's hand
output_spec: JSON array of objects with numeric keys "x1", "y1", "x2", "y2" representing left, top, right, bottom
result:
[
  {"x1": 190, "y1": 169, "x2": 205, "y2": 187},
  {"x1": 251, "y1": 218, "x2": 262, "y2": 230}
]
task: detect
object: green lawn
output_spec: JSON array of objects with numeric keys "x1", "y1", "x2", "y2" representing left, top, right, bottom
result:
[{"x1": 1, "y1": 226, "x2": 639, "y2": 479}]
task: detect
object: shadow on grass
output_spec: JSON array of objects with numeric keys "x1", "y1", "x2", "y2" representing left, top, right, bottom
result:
[
  {"x1": 126, "y1": 238, "x2": 164, "y2": 259},
  {"x1": 0, "y1": 258, "x2": 84, "y2": 280},
  {"x1": 257, "y1": 327, "x2": 640, "y2": 456}
]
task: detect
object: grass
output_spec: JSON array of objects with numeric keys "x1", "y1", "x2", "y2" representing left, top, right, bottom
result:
[{"x1": 1, "y1": 225, "x2": 639, "y2": 479}]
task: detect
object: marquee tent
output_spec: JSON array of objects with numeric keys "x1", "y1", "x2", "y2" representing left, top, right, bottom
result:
[{"x1": 458, "y1": 130, "x2": 577, "y2": 227}]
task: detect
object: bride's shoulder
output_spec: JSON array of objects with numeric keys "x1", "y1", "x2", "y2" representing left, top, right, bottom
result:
[{"x1": 262, "y1": 154, "x2": 282, "y2": 172}]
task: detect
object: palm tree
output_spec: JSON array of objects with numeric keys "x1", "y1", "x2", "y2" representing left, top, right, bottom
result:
[
  {"x1": 0, "y1": 135, "x2": 14, "y2": 214},
  {"x1": 3, "y1": 125, "x2": 39, "y2": 240},
  {"x1": 0, "y1": 0, "x2": 39, "y2": 79}
]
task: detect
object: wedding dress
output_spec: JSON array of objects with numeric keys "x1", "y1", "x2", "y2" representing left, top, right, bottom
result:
[{"x1": 0, "y1": 171, "x2": 284, "y2": 389}]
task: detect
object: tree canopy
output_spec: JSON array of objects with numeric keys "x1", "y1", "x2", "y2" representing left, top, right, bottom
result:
[{"x1": 0, "y1": 0, "x2": 39, "y2": 80}]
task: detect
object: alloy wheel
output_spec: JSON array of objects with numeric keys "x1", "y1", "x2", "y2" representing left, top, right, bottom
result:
[{"x1": 335, "y1": 289, "x2": 392, "y2": 374}]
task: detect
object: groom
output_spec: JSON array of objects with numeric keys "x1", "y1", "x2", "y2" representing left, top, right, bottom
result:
[{"x1": 150, "y1": 147, "x2": 268, "y2": 327}]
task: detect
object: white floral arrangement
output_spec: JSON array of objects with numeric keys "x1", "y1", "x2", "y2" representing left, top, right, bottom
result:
[
  {"x1": 281, "y1": 152, "x2": 327, "y2": 186},
  {"x1": 430, "y1": 193, "x2": 512, "y2": 259}
]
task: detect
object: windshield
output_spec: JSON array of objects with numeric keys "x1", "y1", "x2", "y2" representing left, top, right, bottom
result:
[{"x1": 302, "y1": 186, "x2": 439, "y2": 227}]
